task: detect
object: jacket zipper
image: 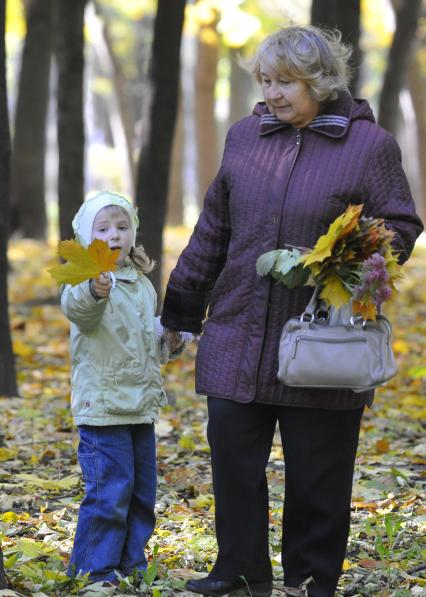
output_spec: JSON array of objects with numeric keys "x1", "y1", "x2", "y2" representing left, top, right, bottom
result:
[{"x1": 292, "y1": 335, "x2": 367, "y2": 359}]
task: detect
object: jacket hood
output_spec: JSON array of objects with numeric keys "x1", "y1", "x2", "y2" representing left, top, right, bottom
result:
[
  {"x1": 72, "y1": 191, "x2": 139, "y2": 247},
  {"x1": 254, "y1": 91, "x2": 375, "y2": 138}
]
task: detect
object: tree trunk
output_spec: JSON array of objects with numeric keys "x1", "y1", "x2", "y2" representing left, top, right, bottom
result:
[
  {"x1": 55, "y1": 0, "x2": 87, "y2": 241},
  {"x1": 0, "y1": 0, "x2": 18, "y2": 398},
  {"x1": 166, "y1": 85, "x2": 184, "y2": 226},
  {"x1": 408, "y1": 57, "x2": 426, "y2": 221},
  {"x1": 195, "y1": 16, "x2": 219, "y2": 207},
  {"x1": 229, "y1": 48, "x2": 254, "y2": 125},
  {"x1": 310, "y1": 0, "x2": 361, "y2": 96},
  {"x1": 10, "y1": 0, "x2": 53, "y2": 239},
  {"x1": 378, "y1": 0, "x2": 422, "y2": 136},
  {"x1": 135, "y1": 0, "x2": 186, "y2": 298}
]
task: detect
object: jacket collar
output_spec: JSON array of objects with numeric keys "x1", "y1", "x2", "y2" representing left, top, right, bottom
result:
[
  {"x1": 257, "y1": 91, "x2": 356, "y2": 138},
  {"x1": 115, "y1": 259, "x2": 138, "y2": 282}
]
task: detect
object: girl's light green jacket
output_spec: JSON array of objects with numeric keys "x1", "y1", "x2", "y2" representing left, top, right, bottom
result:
[{"x1": 61, "y1": 263, "x2": 167, "y2": 426}]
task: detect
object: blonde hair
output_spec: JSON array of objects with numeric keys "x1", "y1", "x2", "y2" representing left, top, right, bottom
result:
[
  {"x1": 98, "y1": 205, "x2": 155, "y2": 274},
  {"x1": 245, "y1": 25, "x2": 352, "y2": 102},
  {"x1": 129, "y1": 246, "x2": 155, "y2": 274}
]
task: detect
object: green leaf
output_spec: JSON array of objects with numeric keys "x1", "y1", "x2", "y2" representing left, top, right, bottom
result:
[
  {"x1": 143, "y1": 560, "x2": 158, "y2": 586},
  {"x1": 255, "y1": 250, "x2": 281, "y2": 276},
  {"x1": 256, "y1": 248, "x2": 302, "y2": 280},
  {"x1": 4, "y1": 552, "x2": 19, "y2": 569},
  {"x1": 274, "y1": 249, "x2": 302, "y2": 276},
  {"x1": 271, "y1": 263, "x2": 310, "y2": 288},
  {"x1": 375, "y1": 535, "x2": 389, "y2": 559},
  {"x1": 407, "y1": 366, "x2": 426, "y2": 379}
]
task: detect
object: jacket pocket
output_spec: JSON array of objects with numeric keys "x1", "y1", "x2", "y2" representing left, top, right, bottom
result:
[{"x1": 102, "y1": 365, "x2": 145, "y2": 415}]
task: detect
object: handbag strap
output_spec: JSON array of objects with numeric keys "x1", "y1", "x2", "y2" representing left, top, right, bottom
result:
[
  {"x1": 302, "y1": 286, "x2": 319, "y2": 318},
  {"x1": 302, "y1": 286, "x2": 358, "y2": 326},
  {"x1": 300, "y1": 287, "x2": 329, "y2": 323}
]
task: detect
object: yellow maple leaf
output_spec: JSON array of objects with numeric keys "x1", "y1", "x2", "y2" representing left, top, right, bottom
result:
[
  {"x1": 300, "y1": 204, "x2": 363, "y2": 267},
  {"x1": 392, "y1": 339, "x2": 409, "y2": 354},
  {"x1": 352, "y1": 300, "x2": 377, "y2": 321},
  {"x1": 337, "y1": 204, "x2": 363, "y2": 240},
  {"x1": 319, "y1": 275, "x2": 351, "y2": 308},
  {"x1": 48, "y1": 239, "x2": 120, "y2": 286},
  {"x1": 342, "y1": 559, "x2": 352, "y2": 571},
  {"x1": 384, "y1": 248, "x2": 402, "y2": 280},
  {"x1": 375, "y1": 438, "x2": 390, "y2": 454}
]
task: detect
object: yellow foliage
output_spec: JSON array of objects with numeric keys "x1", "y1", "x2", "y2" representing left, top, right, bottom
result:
[
  {"x1": 100, "y1": 0, "x2": 155, "y2": 19},
  {"x1": 361, "y1": 0, "x2": 394, "y2": 47},
  {"x1": 401, "y1": 395, "x2": 426, "y2": 408},
  {"x1": 352, "y1": 299, "x2": 377, "y2": 321},
  {"x1": 12, "y1": 340, "x2": 35, "y2": 358},
  {"x1": 393, "y1": 339, "x2": 410, "y2": 354},
  {"x1": 178, "y1": 435, "x2": 196, "y2": 451},
  {"x1": 218, "y1": 8, "x2": 261, "y2": 49},
  {"x1": 6, "y1": 0, "x2": 26, "y2": 38},
  {"x1": 48, "y1": 239, "x2": 119, "y2": 286},
  {"x1": 186, "y1": 1, "x2": 218, "y2": 29},
  {"x1": 13, "y1": 538, "x2": 55, "y2": 558},
  {"x1": 375, "y1": 438, "x2": 390, "y2": 454},
  {"x1": 185, "y1": 0, "x2": 261, "y2": 49},
  {"x1": 15, "y1": 474, "x2": 80, "y2": 491},
  {"x1": 0, "y1": 447, "x2": 18, "y2": 462},
  {"x1": 190, "y1": 493, "x2": 214, "y2": 510},
  {"x1": 199, "y1": 27, "x2": 219, "y2": 47},
  {"x1": 319, "y1": 275, "x2": 351, "y2": 309},
  {"x1": 300, "y1": 204, "x2": 362, "y2": 267},
  {"x1": 2, "y1": 512, "x2": 18, "y2": 523}
]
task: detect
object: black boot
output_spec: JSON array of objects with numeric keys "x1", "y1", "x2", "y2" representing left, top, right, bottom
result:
[{"x1": 185, "y1": 576, "x2": 273, "y2": 596}]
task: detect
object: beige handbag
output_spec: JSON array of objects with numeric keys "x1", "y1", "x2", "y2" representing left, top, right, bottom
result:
[{"x1": 277, "y1": 288, "x2": 397, "y2": 392}]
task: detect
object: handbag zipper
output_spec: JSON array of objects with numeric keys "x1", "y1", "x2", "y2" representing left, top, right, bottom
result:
[{"x1": 292, "y1": 335, "x2": 367, "y2": 358}]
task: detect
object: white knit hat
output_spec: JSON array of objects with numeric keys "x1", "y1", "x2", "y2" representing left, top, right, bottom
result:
[{"x1": 72, "y1": 191, "x2": 139, "y2": 248}]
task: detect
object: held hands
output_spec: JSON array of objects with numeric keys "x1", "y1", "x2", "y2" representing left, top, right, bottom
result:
[
  {"x1": 163, "y1": 329, "x2": 185, "y2": 354},
  {"x1": 90, "y1": 272, "x2": 112, "y2": 299}
]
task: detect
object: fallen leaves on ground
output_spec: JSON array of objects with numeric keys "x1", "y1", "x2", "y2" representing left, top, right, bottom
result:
[{"x1": 1, "y1": 232, "x2": 425, "y2": 596}]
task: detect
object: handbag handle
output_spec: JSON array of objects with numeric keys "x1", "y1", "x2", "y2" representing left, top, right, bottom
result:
[
  {"x1": 301, "y1": 287, "x2": 367, "y2": 326},
  {"x1": 301, "y1": 286, "x2": 323, "y2": 322}
]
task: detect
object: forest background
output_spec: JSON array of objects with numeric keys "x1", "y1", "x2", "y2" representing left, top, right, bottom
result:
[{"x1": 0, "y1": 0, "x2": 425, "y2": 595}]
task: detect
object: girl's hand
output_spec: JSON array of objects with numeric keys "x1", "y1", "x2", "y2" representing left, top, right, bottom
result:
[
  {"x1": 91, "y1": 272, "x2": 112, "y2": 298},
  {"x1": 163, "y1": 329, "x2": 184, "y2": 353}
]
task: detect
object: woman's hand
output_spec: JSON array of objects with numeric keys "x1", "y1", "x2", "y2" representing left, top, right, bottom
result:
[{"x1": 91, "y1": 272, "x2": 112, "y2": 299}]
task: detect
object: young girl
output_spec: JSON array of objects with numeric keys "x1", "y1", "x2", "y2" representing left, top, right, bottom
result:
[{"x1": 61, "y1": 191, "x2": 175, "y2": 585}]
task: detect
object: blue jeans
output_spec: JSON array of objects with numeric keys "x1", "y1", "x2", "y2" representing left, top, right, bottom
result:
[{"x1": 68, "y1": 424, "x2": 156, "y2": 583}]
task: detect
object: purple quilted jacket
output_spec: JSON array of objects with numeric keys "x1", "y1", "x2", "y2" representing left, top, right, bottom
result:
[{"x1": 161, "y1": 92, "x2": 423, "y2": 410}]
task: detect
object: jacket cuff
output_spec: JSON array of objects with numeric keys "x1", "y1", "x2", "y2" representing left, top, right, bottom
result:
[{"x1": 161, "y1": 285, "x2": 209, "y2": 334}]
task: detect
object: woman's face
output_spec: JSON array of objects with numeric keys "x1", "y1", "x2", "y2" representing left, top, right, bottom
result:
[{"x1": 260, "y1": 65, "x2": 320, "y2": 128}]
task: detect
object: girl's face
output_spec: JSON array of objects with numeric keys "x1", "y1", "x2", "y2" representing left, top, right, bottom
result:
[
  {"x1": 92, "y1": 206, "x2": 132, "y2": 267},
  {"x1": 260, "y1": 65, "x2": 319, "y2": 128}
]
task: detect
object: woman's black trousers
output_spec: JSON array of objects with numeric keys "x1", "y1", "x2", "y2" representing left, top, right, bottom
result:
[{"x1": 206, "y1": 397, "x2": 364, "y2": 597}]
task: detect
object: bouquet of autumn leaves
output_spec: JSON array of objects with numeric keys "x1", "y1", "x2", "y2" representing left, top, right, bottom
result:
[
  {"x1": 48, "y1": 239, "x2": 120, "y2": 286},
  {"x1": 256, "y1": 204, "x2": 401, "y2": 320}
]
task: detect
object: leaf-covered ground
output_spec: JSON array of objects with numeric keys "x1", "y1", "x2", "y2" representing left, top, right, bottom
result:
[{"x1": 1, "y1": 232, "x2": 425, "y2": 597}]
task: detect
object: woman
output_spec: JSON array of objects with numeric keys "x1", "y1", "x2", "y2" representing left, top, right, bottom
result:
[{"x1": 162, "y1": 26, "x2": 423, "y2": 597}]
